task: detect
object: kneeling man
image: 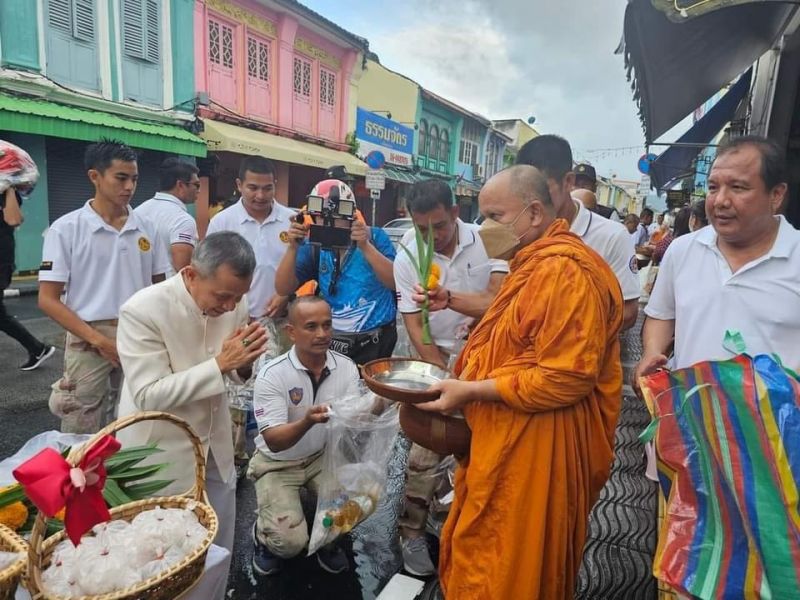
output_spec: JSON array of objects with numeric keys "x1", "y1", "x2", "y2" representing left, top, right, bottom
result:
[
  {"x1": 249, "y1": 296, "x2": 361, "y2": 576},
  {"x1": 116, "y1": 232, "x2": 268, "y2": 555}
]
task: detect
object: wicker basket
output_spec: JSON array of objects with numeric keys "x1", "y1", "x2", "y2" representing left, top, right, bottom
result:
[
  {"x1": 0, "y1": 523, "x2": 26, "y2": 600},
  {"x1": 26, "y1": 411, "x2": 219, "y2": 600}
]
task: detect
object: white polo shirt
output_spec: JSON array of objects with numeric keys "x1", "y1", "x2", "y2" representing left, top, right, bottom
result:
[
  {"x1": 206, "y1": 199, "x2": 295, "y2": 318},
  {"x1": 570, "y1": 199, "x2": 640, "y2": 301},
  {"x1": 253, "y1": 347, "x2": 361, "y2": 461},
  {"x1": 39, "y1": 200, "x2": 169, "y2": 322},
  {"x1": 394, "y1": 219, "x2": 508, "y2": 353},
  {"x1": 134, "y1": 192, "x2": 197, "y2": 277},
  {"x1": 645, "y1": 216, "x2": 800, "y2": 370}
]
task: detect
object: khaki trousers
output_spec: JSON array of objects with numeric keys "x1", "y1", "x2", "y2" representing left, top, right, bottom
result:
[
  {"x1": 247, "y1": 450, "x2": 324, "y2": 559},
  {"x1": 48, "y1": 321, "x2": 121, "y2": 434},
  {"x1": 398, "y1": 442, "x2": 445, "y2": 535}
]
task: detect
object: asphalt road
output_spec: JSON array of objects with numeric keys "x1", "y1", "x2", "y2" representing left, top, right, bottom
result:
[{"x1": 0, "y1": 295, "x2": 63, "y2": 460}]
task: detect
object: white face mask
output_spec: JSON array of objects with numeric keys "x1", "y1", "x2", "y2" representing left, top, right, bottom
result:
[{"x1": 478, "y1": 206, "x2": 531, "y2": 260}]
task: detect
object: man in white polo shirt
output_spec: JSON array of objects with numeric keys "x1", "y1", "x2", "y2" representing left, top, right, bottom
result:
[
  {"x1": 636, "y1": 135, "x2": 800, "y2": 379},
  {"x1": 38, "y1": 140, "x2": 169, "y2": 433},
  {"x1": 633, "y1": 136, "x2": 800, "y2": 596},
  {"x1": 516, "y1": 135, "x2": 640, "y2": 329},
  {"x1": 393, "y1": 178, "x2": 509, "y2": 576},
  {"x1": 134, "y1": 157, "x2": 200, "y2": 275},
  {"x1": 248, "y1": 296, "x2": 361, "y2": 577},
  {"x1": 395, "y1": 179, "x2": 508, "y2": 368},
  {"x1": 206, "y1": 156, "x2": 294, "y2": 323}
]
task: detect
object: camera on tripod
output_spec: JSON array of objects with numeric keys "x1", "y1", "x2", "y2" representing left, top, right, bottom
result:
[{"x1": 304, "y1": 184, "x2": 356, "y2": 249}]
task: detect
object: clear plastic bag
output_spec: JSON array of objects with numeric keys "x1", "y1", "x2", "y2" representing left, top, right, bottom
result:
[
  {"x1": 0, "y1": 431, "x2": 92, "y2": 486},
  {"x1": 0, "y1": 140, "x2": 39, "y2": 194},
  {"x1": 392, "y1": 315, "x2": 413, "y2": 358},
  {"x1": 0, "y1": 550, "x2": 22, "y2": 570},
  {"x1": 307, "y1": 391, "x2": 399, "y2": 555}
]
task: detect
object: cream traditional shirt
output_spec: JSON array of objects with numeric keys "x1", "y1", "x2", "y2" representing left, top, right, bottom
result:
[{"x1": 116, "y1": 272, "x2": 249, "y2": 493}]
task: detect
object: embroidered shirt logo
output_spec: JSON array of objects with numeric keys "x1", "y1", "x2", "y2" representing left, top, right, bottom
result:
[
  {"x1": 289, "y1": 387, "x2": 304, "y2": 405},
  {"x1": 138, "y1": 237, "x2": 151, "y2": 252}
]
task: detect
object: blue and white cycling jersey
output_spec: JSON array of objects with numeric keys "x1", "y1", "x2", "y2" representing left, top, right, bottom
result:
[{"x1": 295, "y1": 227, "x2": 396, "y2": 333}]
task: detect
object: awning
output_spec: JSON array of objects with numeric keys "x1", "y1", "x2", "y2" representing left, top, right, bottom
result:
[
  {"x1": 651, "y1": 0, "x2": 791, "y2": 23},
  {"x1": 650, "y1": 68, "x2": 753, "y2": 191},
  {"x1": 383, "y1": 166, "x2": 423, "y2": 185},
  {"x1": 0, "y1": 93, "x2": 207, "y2": 157},
  {"x1": 622, "y1": 0, "x2": 796, "y2": 142},
  {"x1": 200, "y1": 119, "x2": 366, "y2": 176}
]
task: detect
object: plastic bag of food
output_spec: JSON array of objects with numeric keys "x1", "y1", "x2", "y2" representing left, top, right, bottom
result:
[
  {"x1": 307, "y1": 390, "x2": 399, "y2": 555},
  {"x1": 0, "y1": 550, "x2": 22, "y2": 570},
  {"x1": 0, "y1": 140, "x2": 39, "y2": 194}
]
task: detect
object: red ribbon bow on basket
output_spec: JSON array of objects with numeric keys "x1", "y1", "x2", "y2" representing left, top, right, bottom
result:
[{"x1": 12, "y1": 434, "x2": 121, "y2": 545}]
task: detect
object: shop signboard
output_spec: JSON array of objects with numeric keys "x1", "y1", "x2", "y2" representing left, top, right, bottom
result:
[{"x1": 355, "y1": 108, "x2": 415, "y2": 167}]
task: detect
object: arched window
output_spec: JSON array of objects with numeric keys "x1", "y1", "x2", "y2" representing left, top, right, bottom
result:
[
  {"x1": 439, "y1": 129, "x2": 450, "y2": 166},
  {"x1": 429, "y1": 125, "x2": 439, "y2": 160},
  {"x1": 418, "y1": 119, "x2": 428, "y2": 159}
]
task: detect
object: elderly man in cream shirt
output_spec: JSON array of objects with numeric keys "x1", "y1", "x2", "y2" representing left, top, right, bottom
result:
[{"x1": 116, "y1": 232, "x2": 268, "y2": 556}]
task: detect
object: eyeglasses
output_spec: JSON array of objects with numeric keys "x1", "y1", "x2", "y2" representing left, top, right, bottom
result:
[{"x1": 182, "y1": 180, "x2": 201, "y2": 189}]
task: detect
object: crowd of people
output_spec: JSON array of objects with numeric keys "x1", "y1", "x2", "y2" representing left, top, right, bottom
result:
[{"x1": 0, "y1": 130, "x2": 796, "y2": 598}]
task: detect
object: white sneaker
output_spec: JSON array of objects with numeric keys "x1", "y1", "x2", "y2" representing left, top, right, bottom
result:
[{"x1": 401, "y1": 536, "x2": 436, "y2": 577}]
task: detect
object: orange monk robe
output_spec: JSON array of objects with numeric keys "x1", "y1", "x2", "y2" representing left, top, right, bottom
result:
[{"x1": 440, "y1": 219, "x2": 624, "y2": 599}]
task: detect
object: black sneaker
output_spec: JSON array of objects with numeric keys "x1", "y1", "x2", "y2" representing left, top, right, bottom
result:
[
  {"x1": 316, "y1": 543, "x2": 349, "y2": 574},
  {"x1": 251, "y1": 523, "x2": 282, "y2": 576},
  {"x1": 21, "y1": 345, "x2": 55, "y2": 371}
]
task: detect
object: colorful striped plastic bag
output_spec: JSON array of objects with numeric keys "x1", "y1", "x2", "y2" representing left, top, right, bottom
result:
[{"x1": 639, "y1": 346, "x2": 800, "y2": 600}]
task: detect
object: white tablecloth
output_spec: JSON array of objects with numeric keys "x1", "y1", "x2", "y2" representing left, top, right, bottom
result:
[{"x1": 16, "y1": 544, "x2": 231, "y2": 600}]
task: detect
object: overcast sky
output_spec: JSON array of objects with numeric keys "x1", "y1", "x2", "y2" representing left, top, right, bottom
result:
[{"x1": 305, "y1": 0, "x2": 648, "y2": 181}]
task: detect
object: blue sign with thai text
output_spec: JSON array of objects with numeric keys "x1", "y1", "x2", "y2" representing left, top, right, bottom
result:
[{"x1": 355, "y1": 108, "x2": 415, "y2": 166}]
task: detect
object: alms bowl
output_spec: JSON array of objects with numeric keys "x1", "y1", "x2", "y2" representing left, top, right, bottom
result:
[{"x1": 360, "y1": 358, "x2": 451, "y2": 404}]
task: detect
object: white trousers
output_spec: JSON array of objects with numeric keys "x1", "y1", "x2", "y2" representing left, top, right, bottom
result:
[
  {"x1": 205, "y1": 453, "x2": 236, "y2": 599},
  {"x1": 206, "y1": 453, "x2": 236, "y2": 551}
]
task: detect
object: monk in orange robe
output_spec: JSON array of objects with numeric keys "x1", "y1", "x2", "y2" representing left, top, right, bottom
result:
[{"x1": 418, "y1": 165, "x2": 623, "y2": 599}]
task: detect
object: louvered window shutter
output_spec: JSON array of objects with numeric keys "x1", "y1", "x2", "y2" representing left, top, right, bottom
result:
[
  {"x1": 72, "y1": 0, "x2": 95, "y2": 42},
  {"x1": 122, "y1": 0, "x2": 158, "y2": 62},
  {"x1": 48, "y1": 0, "x2": 72, "y2": 33},
  {"x1": 122, "y1": 0, "x2": 144, "y2": 58},
  {"x1": 145, "y1": 0, "x2": 159, "y2": 63}
]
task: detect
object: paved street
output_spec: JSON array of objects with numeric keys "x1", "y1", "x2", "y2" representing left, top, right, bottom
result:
[
  {"x1": 0, "y1": 296, "x2": 62, "y2": 460},
  {"x1": 0, "y1": 295, "x2": 656, "y2": 599}
]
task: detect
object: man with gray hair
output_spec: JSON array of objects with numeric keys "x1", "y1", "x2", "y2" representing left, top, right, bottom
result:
[{"x1": 115, "y1": 232, "x2": 268, "y2": 571}]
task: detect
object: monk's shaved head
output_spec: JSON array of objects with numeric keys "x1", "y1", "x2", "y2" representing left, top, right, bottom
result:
[
  {"x1": 488, "y1": 164, "x2": 553, "y2": 208},
  {"x1": 287, "y1": 295, "x2": 330, "y2": 325},
  {"x1": 572, "y1": 189, "x2": 597, "y2": 210}
]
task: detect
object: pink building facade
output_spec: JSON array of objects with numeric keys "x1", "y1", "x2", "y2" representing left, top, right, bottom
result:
[{"x1": 194, "y1": 0, "x2": 361, "y2": 148}]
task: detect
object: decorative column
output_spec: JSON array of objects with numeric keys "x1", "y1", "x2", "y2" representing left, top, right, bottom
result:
[
  {"x1": 276, "y1": 14, "x2": 298, "y2": 131},
  {"x1": 340, "y1": 49, "x2": 358, "y2": 144}
]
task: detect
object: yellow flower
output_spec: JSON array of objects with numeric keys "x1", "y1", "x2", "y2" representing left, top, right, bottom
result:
[
  {"x1": 0, "y1": 501, "x2": 28, "y2": 531},
  {"x1": 427, "y1": 263, "x2": 441, "y2": 290}
]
